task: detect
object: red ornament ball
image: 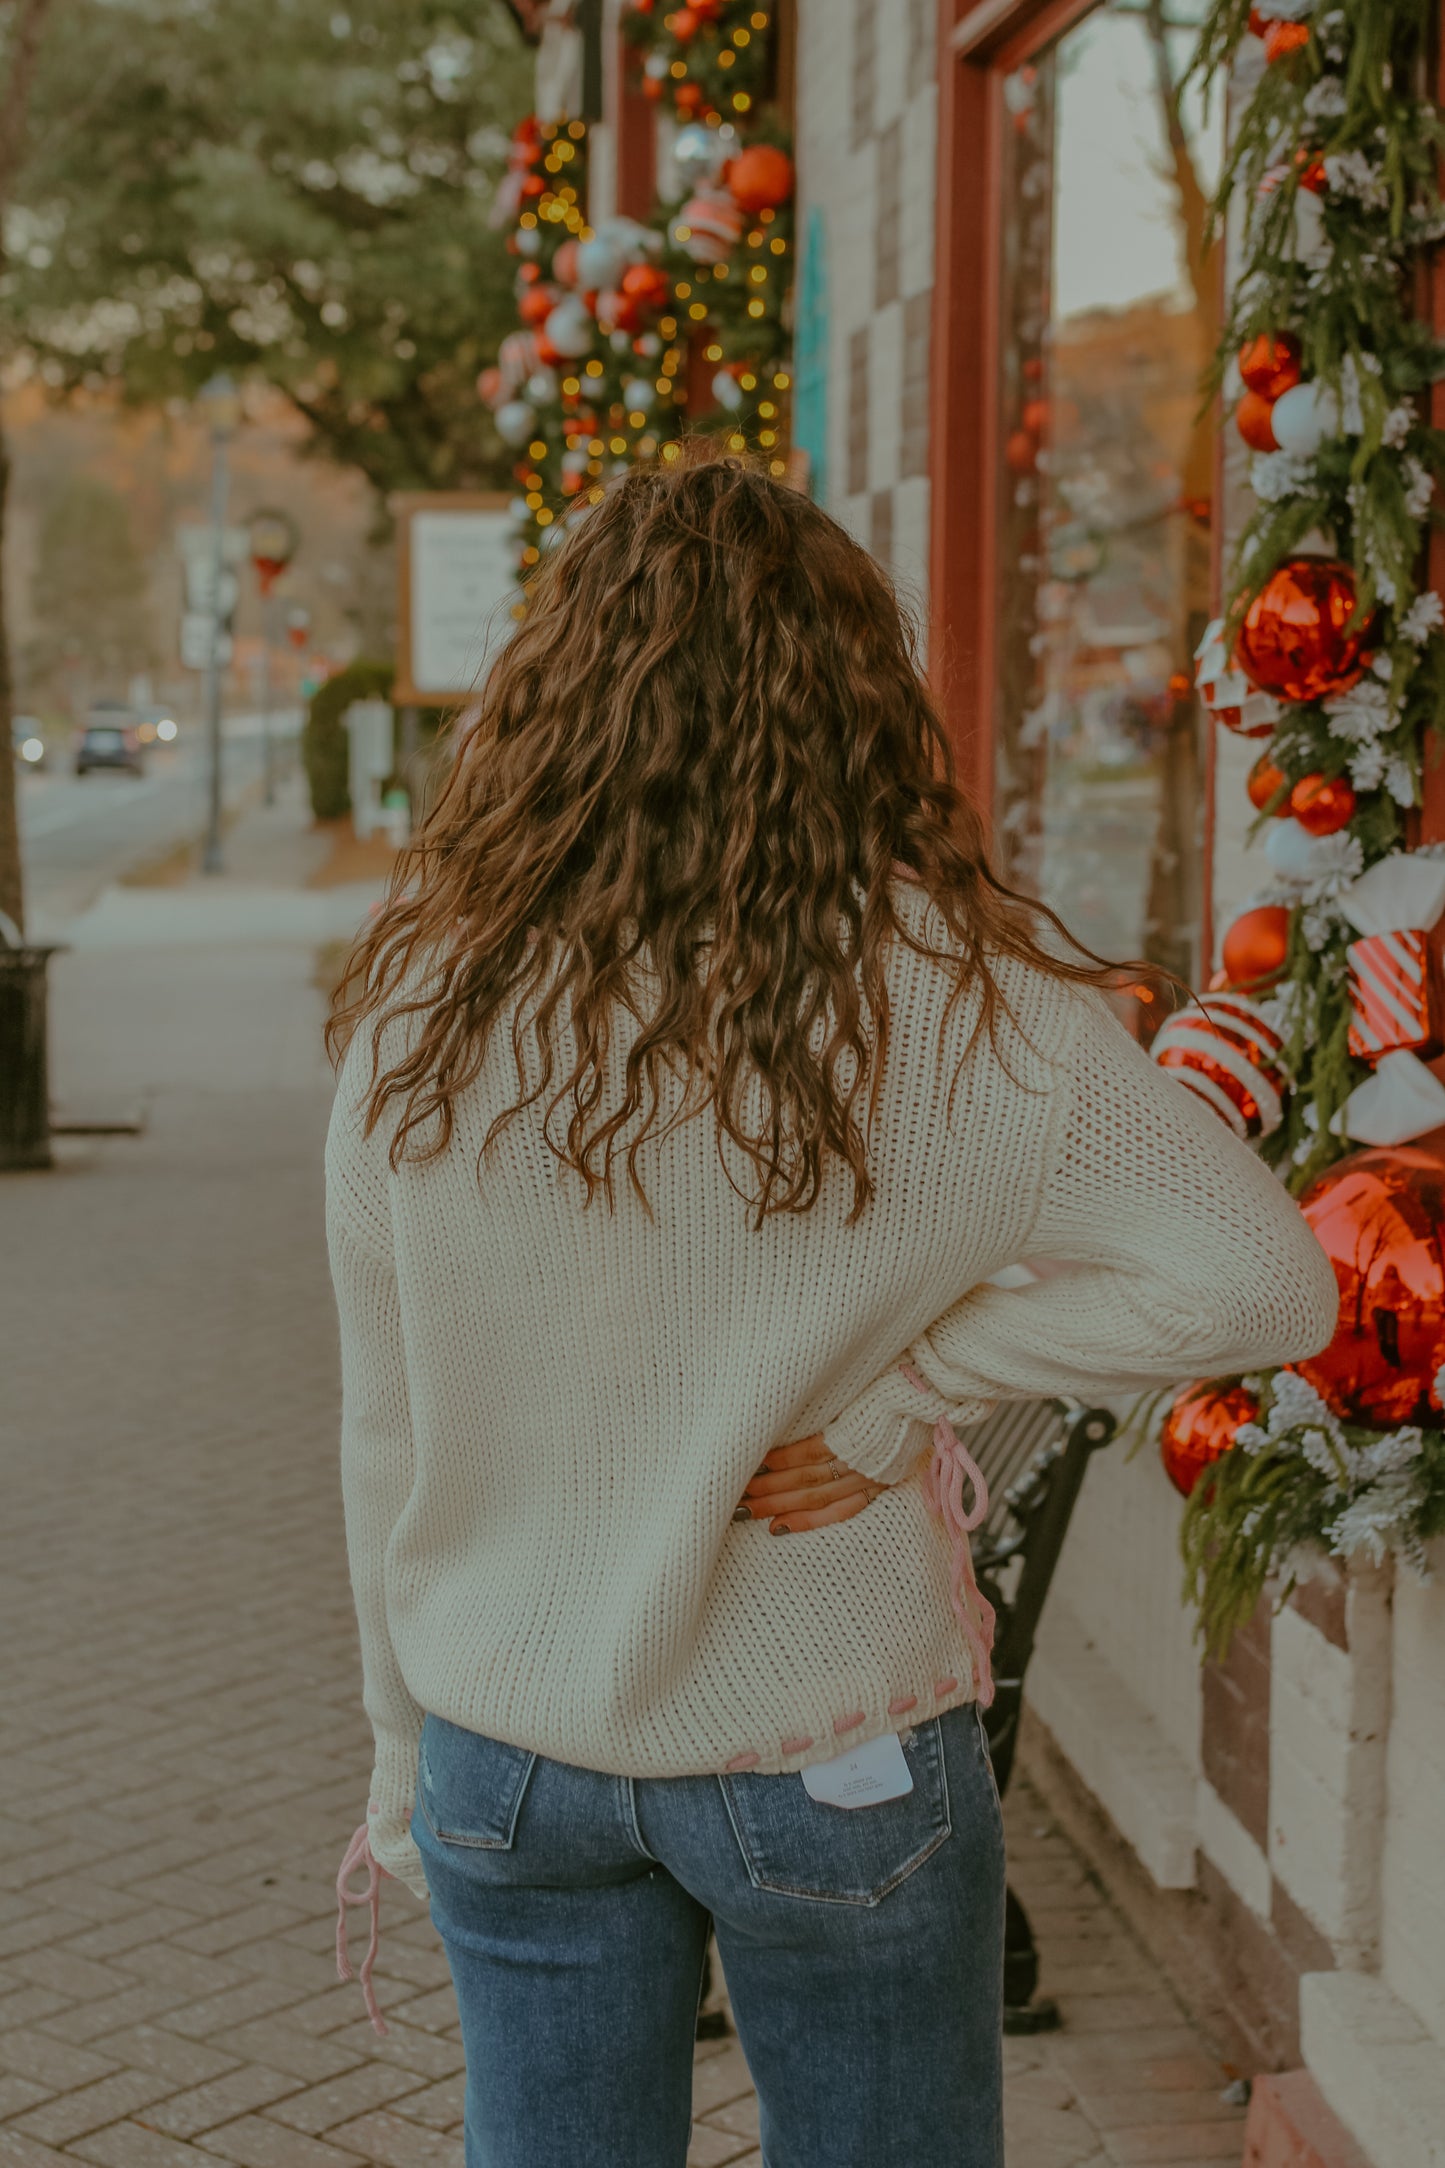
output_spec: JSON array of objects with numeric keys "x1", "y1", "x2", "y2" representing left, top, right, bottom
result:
[
  {"x1": 1247, "y1": 753, "x2": 1290, "y2": 813},
  {"x1": 674, "y1": 80, "x2": 706, "y2": 114},
  {"x1": 1264, "y1": 18, "x2": 1310, "y2": 61},
  {"x1": 1160, "y1": 1382, "x2": 1261, "y2": 1498},
  {"x1": 1221, "y1": 904, "x2": 1291, "y2": 992},
  {"x1": 518, "y1": 283, "x2": 559, "y2": 327},
  {"x1": 1020, "y1": 397, "x2": 1049, "y2": 436},
  {"x1": 1236, "y1": 390, "x2": 1279, "y2": 454},
  {"x1": 1296, "y1": 149, "x2": 1328, "y2": 195},
  {"x1": 1294, "y1": 1147, "x2": 1445, "y2": 1427},
  {"x1": 1005, "y1": 430, "x2": 1038, "y2": 475},
  {"x1": 1238, "y1": 330, "x2": 1302, "y2": 400},
  {"x1": 620, "y1": 261, "x2": 671, "y2": 310},
  {"x1": 671, "y1": 6, "x2": 701, "y2": 37},
  {"x1": 642, "y1": 74, "x2": 664, "y2": 100},
  {"x1": 727, "y1": 144, "x2": 795, "y2": 214},
  {"x1": 1291, "y1": 772, "x2": 1358, "y2": 836},
  {"x1": 475, "y1": 366, "x2": 504, "y2": 409},
  {"x1": 552, "y1": 240, "x2": 580, "y2": 289},
  {"x1": 1236, "y1": 558, "x2": 1373, "y2": 705},
  {"x1": 1248, "y1": 6, "x2": 1271, "y2": 30}
]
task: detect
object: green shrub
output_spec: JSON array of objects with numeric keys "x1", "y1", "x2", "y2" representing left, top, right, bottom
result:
[{"x1": 302, "y1": 658, "x2": 394, "y2": 821}]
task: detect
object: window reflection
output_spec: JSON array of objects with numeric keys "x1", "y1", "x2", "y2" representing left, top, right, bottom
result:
[{"x1": 994, "y1": 1, "x2": 1221, "y2": 989}]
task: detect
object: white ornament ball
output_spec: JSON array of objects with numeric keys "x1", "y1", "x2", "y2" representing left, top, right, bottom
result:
[
  {"x1": 672, "y1": 122, "x2": 722, "y2": 187},
  {"x1": 494, "y1": 399, "x2": 536, "y2": 448},
  {"x1": 524, "y1": 367, "x2": 559, "y2": 404},
  {"x1": 622, "y1": 377, "x2": 656, "y2": 411},
  {"x1": 711, "y1": 369, "x2": 745, "y2": 413},
  {"x1": 576, "y1": 233, "x2": 627, "y2": 291},
  {"x1": 515, "y1": 227, "x2": 543, "y2": 259},
  {"x1": 1271, "y1": 381, "x2": 1342, "y2": 458},
  {"x1": 507, "y1": 497, "x2": 533, "y2": 528},
  {"x1": 560, "y1": 447, "x2": 590, "y2": 477},
  {"x1": 544, "y1": 298, "x2": 593, "y2": 360},
  {"x1": 635, "y1": 332, "x2": 662, "y2": 358},
  {"x1": 644, "y1": 52, "x2": 670, "y2": 79},
  {"x1": 1264, "y1": 817, "x2": 1333, "y2": 881},
  {"x1": 611, "y1": 328, "x2": 634, "y2": 353}
]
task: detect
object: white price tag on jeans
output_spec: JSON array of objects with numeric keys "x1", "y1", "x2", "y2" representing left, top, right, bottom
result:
[{"x1": 801, "y1": 1730, "x2": 914, "y2": 1810}]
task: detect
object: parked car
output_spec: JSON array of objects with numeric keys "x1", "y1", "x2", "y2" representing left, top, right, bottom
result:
[
  {"x1": 11, "y1": 717, "x2": 46, "y2": 769},
  {"x1": 76, "y1": 704, "x2": 145, "y2": 776}
]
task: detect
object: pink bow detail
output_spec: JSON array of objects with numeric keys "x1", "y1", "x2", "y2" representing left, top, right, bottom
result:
[
  {"x1": 902, "y1": 1366, "x2": 996, "y2": 1709},
  {"x1": 335, "y1": 1820, "x2": 389, "y2": 2035}
]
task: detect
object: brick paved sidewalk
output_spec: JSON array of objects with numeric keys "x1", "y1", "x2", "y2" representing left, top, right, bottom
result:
[{"x1": 0, "y1": 801, "x2": 1247, "y2": 2168}]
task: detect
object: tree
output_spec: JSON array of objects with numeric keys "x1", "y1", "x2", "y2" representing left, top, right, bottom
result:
[
  {"x1": 26, "y1": 475, "x2": 155, "y2": 713},
  {"x1": 0, "y1": 0, "x2": 58, "y2": 937},
  {"x1": 0, "y1": 0, "x2": 534, "y2": 926},
  {"x1": 12, "y1": 0, "x2": 534, "y2": 497}
]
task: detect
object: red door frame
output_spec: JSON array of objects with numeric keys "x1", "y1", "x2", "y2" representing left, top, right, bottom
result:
[{"x1": 929, "y1": 0, "x2": 1099, "y2": 808}]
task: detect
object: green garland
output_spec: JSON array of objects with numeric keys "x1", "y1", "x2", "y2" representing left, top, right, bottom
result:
[
  {"x1": 1194, "y1": 0, "x2": 1445, "y2": 1186},
  {"x1": 1170, "y1": 0, "x2": 1445, "y2": 1643}
]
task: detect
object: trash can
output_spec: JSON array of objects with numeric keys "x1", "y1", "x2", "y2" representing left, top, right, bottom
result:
[{"x1": 0, "y1": 937, "x2": 58, "y2": 1171}]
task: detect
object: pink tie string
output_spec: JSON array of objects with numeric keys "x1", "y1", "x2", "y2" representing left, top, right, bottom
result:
[
  {"x1": 901, "y1": 1365, "x2": 997, "y2": 1709},
  {"x1": 335, "y1": 1820, "x2": 388, "y2": 2035}
]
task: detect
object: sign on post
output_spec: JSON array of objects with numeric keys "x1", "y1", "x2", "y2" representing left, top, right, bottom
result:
[{"x1": 392, "y1": 493, "x2": 518, "y2": 707}]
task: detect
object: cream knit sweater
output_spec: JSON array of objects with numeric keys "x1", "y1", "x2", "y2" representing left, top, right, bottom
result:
[{"x1": 326, "y1": 899, "x2": 1338, "y2": 1899}]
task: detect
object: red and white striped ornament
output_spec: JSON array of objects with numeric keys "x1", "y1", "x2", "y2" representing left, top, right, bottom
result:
[
  {"x1": 1346, "y1": 930, "x2": 1444, "y2": 1063},
  {"x1": 675, "y1": 191, "x2": 745, "y2": 265},
  {"x1": 1150, "y1": 992, "x2": 1288, "y2": 1141}
]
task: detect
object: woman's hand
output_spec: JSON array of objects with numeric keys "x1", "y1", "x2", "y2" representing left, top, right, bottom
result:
[{"x1": 733, "y1": 1435, "x2": 888, "y2": 1534}]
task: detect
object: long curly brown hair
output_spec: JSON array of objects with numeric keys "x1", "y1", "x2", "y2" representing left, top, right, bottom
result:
[{"x1": 328, "y1": 456, "x2": 1117, "y2": 1222}]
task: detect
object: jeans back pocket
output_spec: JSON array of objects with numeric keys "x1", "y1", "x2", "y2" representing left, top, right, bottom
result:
[
  {"x1": 417, "y1": 1713, "x2": 538, "y2": 1850},
  {"x1": 719, "y1": 1720, "x2": 952, "y2": 1905}
]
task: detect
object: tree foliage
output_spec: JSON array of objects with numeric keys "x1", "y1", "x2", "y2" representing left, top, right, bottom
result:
[
  {"x1": 26, "y1": 474, "x2": 155, "y2": 711},
  {"x1": 10, "y1": 0, "x2": 533, "y2": 496}
]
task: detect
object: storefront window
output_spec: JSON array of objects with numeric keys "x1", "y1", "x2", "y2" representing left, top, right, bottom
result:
[{"x1": 994, "y1": 1, "x2": 1221, "y2": 986}]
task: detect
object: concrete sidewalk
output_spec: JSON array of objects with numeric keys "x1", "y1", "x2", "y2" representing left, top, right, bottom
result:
[{"x1": 0, "y1": 791, "x2": 1247, "y2": 2168}]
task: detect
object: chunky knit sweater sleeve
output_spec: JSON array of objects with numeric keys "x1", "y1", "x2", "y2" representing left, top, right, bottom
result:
[
  {"x1": 327, "y1": 1139, "x2": 430, "y2": 1902},
  {"x1": 823, "y1": 989, "x2": 1339, "y2": 1483}
]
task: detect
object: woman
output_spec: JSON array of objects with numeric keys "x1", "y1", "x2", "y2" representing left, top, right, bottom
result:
[{"x1": 326, "y1": 458, "x2": 1336, "y2": 2168}]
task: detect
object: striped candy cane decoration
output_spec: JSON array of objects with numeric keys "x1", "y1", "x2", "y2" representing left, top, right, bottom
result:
[
  {"x1": 1150, "y1": 992, "x2": 1288, "y2": 1141},
  {"x1": 1347, "y1": 930, "x2": 1443, "y2": 1062}
]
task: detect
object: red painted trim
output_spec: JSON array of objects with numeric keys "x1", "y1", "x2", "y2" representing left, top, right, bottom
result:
[
  {"x1": 615, "y1": 38, "x2": 657, "y2": 223},
  {"x1": 928, "y1": 0, "x2": 1100, "y2": 815}
]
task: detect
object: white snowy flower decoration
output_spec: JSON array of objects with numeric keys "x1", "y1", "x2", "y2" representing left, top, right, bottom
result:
[
  {"x1": 1348, "y1": 741, "x2": 1388, "y2": 791},
  {"x1": 1404, "y1": 455, "x2": 1435, "y2": 519},
  {"x1": 1249, "y1": 451, "x2": 1317, "y2": 504},
  {"x1": 1323, "y1": 679, "x2": 1392, "y2": 742},
  {"x1": 1399, "y1": 590, "x2": 1444, "y2": 644},
  {"x1": 1324, "y1": 150, "x2": 1391, "y2": 212},
  {"x1": 1305, "y1": 78, "x2": 1350, "y2": 121},
  {"x1": 1386, "y1": 755, "x2": 1416, "y2": 806},
  {"x1": 1382, "y1": 402, "x2": 1416, "y2": 449}
]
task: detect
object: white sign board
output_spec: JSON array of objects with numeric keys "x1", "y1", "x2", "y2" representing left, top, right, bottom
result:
[{"x1": 395, "y1": 496, "x2": 518, "y2": 705}]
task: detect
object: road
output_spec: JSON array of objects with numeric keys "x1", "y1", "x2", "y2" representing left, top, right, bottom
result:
[{"x1": 17, "y1": 710, "x2": 302, "y2": 935}]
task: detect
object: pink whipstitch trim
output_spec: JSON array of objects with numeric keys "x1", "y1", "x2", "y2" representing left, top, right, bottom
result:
[
  {"x1": 335, "y1": 1821, "x2": 388, "y2": 2035},
  {"x1": 901, "y1": 1365, "x2": 996, "y2": 1709}
]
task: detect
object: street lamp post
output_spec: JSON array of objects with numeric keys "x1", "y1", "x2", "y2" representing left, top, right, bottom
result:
[{"x1": 197, "y1": 373, "x2": 242, "y2": 875}]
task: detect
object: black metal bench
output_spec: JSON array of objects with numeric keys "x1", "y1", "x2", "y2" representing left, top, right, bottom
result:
[
  {"x1": 695, "y1": 1395, "x2": 1116, "y2": 2040},
  {"x1": 968, "y1": 1397, "x2": 1117, "y2": 2032}
]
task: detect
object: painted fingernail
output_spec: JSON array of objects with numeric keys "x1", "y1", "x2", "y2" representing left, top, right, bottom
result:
[
  {"x1": 772, "y1": 1522, "x2": 793, "y2": 1535},
  {"x1": 732, "y1": 1506, "x2": 751, "y2": 1522}
]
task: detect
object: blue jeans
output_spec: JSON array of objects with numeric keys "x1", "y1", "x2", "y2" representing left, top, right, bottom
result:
[{"x1": 413, "y1": 1702, "x2": 1005, "y2": 2168}]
